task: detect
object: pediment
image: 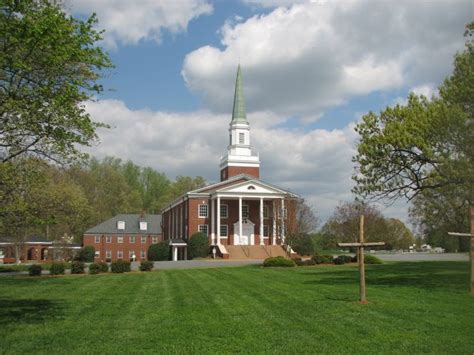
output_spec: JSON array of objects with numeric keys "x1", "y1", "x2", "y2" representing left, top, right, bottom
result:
[{"x1": 216, "y1": 180, "x2": 287, "y2": 195}]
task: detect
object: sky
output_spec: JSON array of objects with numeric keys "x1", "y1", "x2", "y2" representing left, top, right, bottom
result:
[{"x1": 64, "y1": 0, "x2": 472, "y2": 224}]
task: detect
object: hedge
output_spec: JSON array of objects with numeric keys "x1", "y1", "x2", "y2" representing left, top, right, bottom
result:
[
  {"x1": 49, "y1": 262, "x2": 66, "y2": 275},
  {"x1": 71, "y1": 261, "x2": 85, "y2": 274},
  {"x1": 28, "y1": 264, "x2": 42, "y2": 276},
  {"x1": 312, "y1": 255, "x2": 334, "y2": 264},
  {"x1": 111, "y1": 260, "x2": 131, "y2": 273},
  {"x1": 139, "y1": 260, "x2": 154, "y2": 271},
  {"x1": 188, "y1": 232, "x2": 209, "y2": 259},
  {"x1": 147, "y1": 241, "x2": 169, "y2": 261},
  {"x1": 263, "y1": 256, "x2": 296, "y2": 267}
]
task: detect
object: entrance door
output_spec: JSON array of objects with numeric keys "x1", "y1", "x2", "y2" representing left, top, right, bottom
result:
[{"x1": 233, "y1": 221, "x2": 255, "y2": 245}]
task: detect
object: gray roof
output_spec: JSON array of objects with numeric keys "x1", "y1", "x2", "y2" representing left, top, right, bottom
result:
[
  {"x1": 85, "y1": 214, "x2": 162, "y2": 235},
  {"x1": 0, "y1": 235, "x2": 52, "y2": 244}
]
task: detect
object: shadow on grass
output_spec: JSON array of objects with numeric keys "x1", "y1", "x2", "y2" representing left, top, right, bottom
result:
[
  {"x1": 302, "y1": 262, "x2": 469, "y2": 291},
  {"x1": 0, "y1": 298, "x2": 64, "y2": 324}
]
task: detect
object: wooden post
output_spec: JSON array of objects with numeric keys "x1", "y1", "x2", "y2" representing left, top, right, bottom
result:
[
  {"x1": 470, "y1": 207, "x2": 474, "y2": 296},
  {"x1": 359, "y1": 215, "x2": 367, "y2": 304}
]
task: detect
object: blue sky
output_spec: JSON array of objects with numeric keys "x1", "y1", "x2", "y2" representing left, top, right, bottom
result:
[{"x1": 68, "y1": 0, "x2": 472, "y2": 223}]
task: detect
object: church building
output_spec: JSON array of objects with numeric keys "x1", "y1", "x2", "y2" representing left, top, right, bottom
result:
[{"x1": 161, "y1": 66, "x2": 298, "y2": 260}]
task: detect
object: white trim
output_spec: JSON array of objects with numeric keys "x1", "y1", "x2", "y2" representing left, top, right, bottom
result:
[
  {"x1": 198, "y1": 204, "x2": 208, "y2": 218},
  {"x1": 198, "y1": 224, "x2": 209, "y2": 235},
  {"x1": 117, "y1": 236, "x2": 123, "y2": 243},
  {"x1": 217, "y1": 197, "x2": 221, "y2": 245},
  {"x1": 220, "y1": 204, "x2": 228, "y2": 218},
  {"x1": 129, "y1": 236, "x2": 136, "y2": 244},
  {"x1": 211, "y1": 198, "x2": 216, "y2": 245},
  {"x1": 220, "y1": 224, "x2": 228, "y2": 237}
]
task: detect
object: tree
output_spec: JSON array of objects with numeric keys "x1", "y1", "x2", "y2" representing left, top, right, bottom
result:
[
  {"x1": 77, "y1": 246, "x2": 95, "y2": 262},
  {"x1": 147, "y1": 241, "x2": 169, "y2": 261},
  {"x1": 384, "y1": 218, "x2": 415, "y2": 250},
  {"x1": 352, "y1": 22, "x2": 473, "y2": 203},
  {"x1": 283, "y1": 198, "x2": 319, "y2": 254},
  {"x1": 188, "y1": 232, "x2": 209, "y2": 259},
  {"x1": 169, "y1": 176, "x2": 206, "y2": 201},
  {"x1": 0, "y1": 0, "x2": 113, "y2": 163}
]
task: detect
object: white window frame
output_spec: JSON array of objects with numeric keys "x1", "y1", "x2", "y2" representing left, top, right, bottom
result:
[
  {"x1": 220, "y1": 204, "x2": 228, "y2": 218},
  {"x1": 117, "y1": 250, "x2": 123, "y2": 259},
  {"x1": 239, "y1": 132, "x2": 245, "y2": 144},
  {"x1": 106, "y1": 235, "x2": 112, "y2": 243},
  {"x1": 263, "y1": 225, "x2": 269, "y2": 237},
  {"x1": 198, "y1": 224, "x2": 208, "y2": 236},
  {"x1": 242, "y1": 204, "x2": 249, "y2": 219},
  {"x1": 198, "y1": 204, "x2": 208, "y2": 218},
  {"x1": 141, "y1": 236, "x2": 147, "y2": 244},
  {"x1": 139, "y1": 221, "x2": 147, "y2": 231},
  {"x1": 129, "y1": 250, "x2": 135, "y2": 259},
  {"x1": 141, "y1": 250, "x2": 146, "y2": 259},
  {"x1": 220, "y1": 224, "x2": 228, "y2": 238},
  {"x1": 95, "y1": 251, "x2": 100, "y2": 257},
  {"x1": 117, "y1": 221, "x2": 125, "y2": 230},
  {"x1": 106, "y1": 250, "x2": 112, "y2": 259},
  {"x1": 95, "y1": 236, "x2": 101, "y2": 243},
  {"x1": 263, "y1": 205, "x2": 269, "y2": 219},
  {"x1": 117, "y1": 236, "x2": 123, "y2": 243},
  {"x1": 129, "y1": 236, "x2": 135, "y2": 244},
  {"x1": 152, "y1": 236, "x2": 158, "y2": 244}
]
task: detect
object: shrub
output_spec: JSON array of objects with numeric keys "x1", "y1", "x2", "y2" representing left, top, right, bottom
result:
[
  {"x1": 312, "y1": 254, "x2": 334, "y2": 264},
  {"x1": 338, "y1": 255, "x2": 353, "y2": 263},
  {"x1": 111, "y1": 260, "x2": 131, "y2": 273},
  {"x1": 188, "y1": 232, "x2": 209, "y2": 259},
  {"x1": 88, "y1": 263, "x2": 102, "y2": 275},
  {"x1": 139, "y1": 260, "x2": 154, "y2": 271},
  {"x1": 147, "y1": 241, "x2": 169, "y2": 261},
  {"x1": 288, "y1": 233, "x2": 316, "y2": 256},
  {"x1": 304, "y1": 259, "x2": 316, "y2": 266},
  {"x1": 364, "y1": 254, "x2": 383, "y2": 264},
  {"x1": 28, "y1": 264, "x2": 42, "y2": 276},
  {"x1": 77, "y1": 246, "x2": 95, "y2": 262},
  {"x1": 98, "y1": 262, "x2": 109, "y2": 273},
  {"x1": 263, "y1": 256, "x2": 296, "y2": 267},
  {"x1": 351, "y1": 255, "x2": 358, "y2": 263},
  {"x1": 71, "y1": 261, "x2": 85, "y2": 274},
  {"x1": 295, "y1": 258, "x2": 316, "y2": 266},
  {"x1": 49, "y1": 262, "x2": 66, "y2": 275},
  {"x1": 333, "y1": 256, "x2": 346, "y2": 265}
]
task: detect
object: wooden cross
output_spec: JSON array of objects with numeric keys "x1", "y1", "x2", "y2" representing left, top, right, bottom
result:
[
  {"x1": 337, "y1": 215, "x2": 385, "y2": 303},
  {"x1": 448, "y1": 206, "x2": 474, "y2": 296}
]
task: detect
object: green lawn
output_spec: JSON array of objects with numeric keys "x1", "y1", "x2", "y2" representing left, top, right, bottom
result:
[{"x1": 0, "y1": 262, "x2": 473, "y2": 353}]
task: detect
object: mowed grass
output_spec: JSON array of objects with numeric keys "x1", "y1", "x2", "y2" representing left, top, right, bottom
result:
[{"x1": 0, "y1": 262, "x2": 473, "y2": 353}]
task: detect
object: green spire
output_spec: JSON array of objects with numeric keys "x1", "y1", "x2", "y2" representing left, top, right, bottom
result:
[{"x1": 231, "y1": 65, "x2": 248, "y2": 124}]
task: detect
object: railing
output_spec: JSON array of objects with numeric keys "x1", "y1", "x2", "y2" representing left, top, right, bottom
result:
[{"x1": 240, "y1": 245, "x2": 249, "y2": 258}]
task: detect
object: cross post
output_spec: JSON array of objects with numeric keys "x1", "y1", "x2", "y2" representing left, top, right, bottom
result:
[
  {"x1": 338, "y1": 215, "x2": 385, "y2": 303},
  {"x1": 448, "y1": 206, "x2": 474, "y2": 296}
]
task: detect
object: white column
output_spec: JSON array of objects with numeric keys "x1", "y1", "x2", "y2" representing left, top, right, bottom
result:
[
  {"x1": 259, "y1": 197, "x2": 264, "y2": 245},
  {"x1": 211, "y1": 197, "x2": 215, "y2": 245},
  {"x1": 272, "y1": 200, "x2": 276, "y2": 245},
  {"x1": 168, "y1": 211, "x2": 171, "y2": 239},
  {"x1": 184, "y1": 247, "x2": 187, "y2": 261},
  {"x1": 173, "y1": 246, "x2": 178, "y2": 261},
  {"x1": 239, "y1": 197, "x2": 242, "y2": 245},
  {"x1": 281, "y1": 198, "x2": 285, "y2": 244},
  {"x1": 217, "y1": 196, "x2": 221, "y2": 245}
]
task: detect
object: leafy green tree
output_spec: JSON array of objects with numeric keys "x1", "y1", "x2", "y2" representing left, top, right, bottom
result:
[
  {"x1": 147, "y1": 241, "x2": 169, "y2": 261},
  {"x1": 170, "y1": 176, "x2": 206, "y2": 201},
  {"x1": 384, "y1": 218, "x2": 415, "y2": 250},
  {"x1": 77, "y1": 246, "x2": 95, "y2": 262},
  {"x1": 352, "y1": 23, "x2": 473, "y2": 204},
  {"x1": 0, "y1": 0, "x2": 113, "y2": 163},
  {"x1": 188, "y1": 232, "x2": 209, "y2": 259}
]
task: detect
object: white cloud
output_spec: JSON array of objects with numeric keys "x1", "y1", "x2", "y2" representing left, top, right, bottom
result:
[
  {"x1": 66, "y1": 0, "x2": 213, "y2": 49},
  {"x1": 182, "y1": 0, "x2": 471, "y2": 121},
  {"x1": 85, "y1": 99, "x2": 377, "y2": 222}
]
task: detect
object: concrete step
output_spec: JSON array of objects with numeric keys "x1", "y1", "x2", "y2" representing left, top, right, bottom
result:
[{"x1": 226, "y1": 245, "x2": 287, "y2": 260}]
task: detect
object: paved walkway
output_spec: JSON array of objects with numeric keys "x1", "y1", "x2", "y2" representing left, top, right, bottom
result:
[
  {"x1": 374, "y1": 252, "x2": 468, "y2": 262},
  {"x1": 133, "y1": 259, "x2": 263, "y2": 271}
]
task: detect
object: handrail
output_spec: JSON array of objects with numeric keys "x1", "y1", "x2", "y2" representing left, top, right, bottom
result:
[{"x1": 240, "y1": 245, "x2": 249, "y2": 257}]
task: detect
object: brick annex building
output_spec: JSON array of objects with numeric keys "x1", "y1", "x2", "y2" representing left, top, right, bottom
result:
[{"x1": 161, "y1": 66, "x2": 298, "y2": 260}]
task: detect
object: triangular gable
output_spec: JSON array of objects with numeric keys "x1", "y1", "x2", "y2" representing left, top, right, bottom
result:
[
  {"x1": 216, "y1": 179, "x2": 291, "y2": 195},
  {"x1": 189, "y1": 174, "x2": 253, "y2": 194}
]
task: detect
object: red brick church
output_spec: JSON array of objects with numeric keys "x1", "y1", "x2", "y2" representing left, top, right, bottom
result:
[{"x1": 161, "y1": 66, "x2": 298, "y2": 260}]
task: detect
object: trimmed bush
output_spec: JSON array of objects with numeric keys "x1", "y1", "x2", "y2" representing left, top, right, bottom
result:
[
  {"x1": 304, "y1": 258, "x2": 316, "y2": 266},
  {"x1": 295, "y1": 258, "x2": 316, "y2": 266},
  {"x1": 71, "y1": 261, "x2": 85, "y2": 274},
  {"x1": 188, "y1": 232, "x2": 209, "y2": 259},
  {"x1": 98, "y1": 262, "x2": 109, "y2": 273},
  {"x1": 333, "y1": 256, "x2": 346, "y2": 265},
  {"x1": 49, "y1": 262, "x2": 66, "y2": 275},
  {"x1": 337, "y1": 255, "x2": 353, "y2": 263},
  {"x1": 28, "y1": 264, "x2": 42, "y2": 276},
  {"x1": 88, "y1": 263, "x2": 102, "y2": 275},
  {"x1": 263, "y1": 256, "x2": 296, "y2": 267},
  {"x1": 111, "y1": 260, "x2": 131, "y2": 273},
  {"x1": 77, "y1": 246, "x2": 95, "y2": 262},
  {"x1": 312, "y1": 254, "x2": 334, "y2": 264},
  {"x1": 139, "y1": 260, "x2": 154, "y2": 271},
  {"x1": 364, "y1": 254, "x2": 383, "y2": 264},
  {"x1": 147, "y1": 241, "x2": 169, "y2": 261}
]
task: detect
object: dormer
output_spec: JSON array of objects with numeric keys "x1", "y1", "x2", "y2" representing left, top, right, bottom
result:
[
  {"x1": 139, "y1": 221, "x2": 147, "y2": 231},
  {"x1": 117, "y1": 220, "x2": 125, "y2": 230}
]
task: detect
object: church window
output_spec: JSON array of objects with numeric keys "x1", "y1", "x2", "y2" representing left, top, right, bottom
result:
[
  {"x1": 220, "y1": 204, "x2": 228, "y2": 218},
  {"x1": 263, "y1": 225, "x2": 269, "y2": 237},
  {"x1": 220, "y1": 225, "x2": 228, "y2": 237},
  {"x1": 198, "y1": 224, "x2": 208, "y2": 235},
  {"x1": 198, "y1": 204, "x2": 208, "y2": 218},
  {"x1": 242, "y1": 204, "x2": 249, "y2": 218},
  {"x1": 263, "y1": 206, "x2": 269, "y2": 219},
  {"x1": 239, "y1": 132, "x2": 245, "y2": 144}
]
